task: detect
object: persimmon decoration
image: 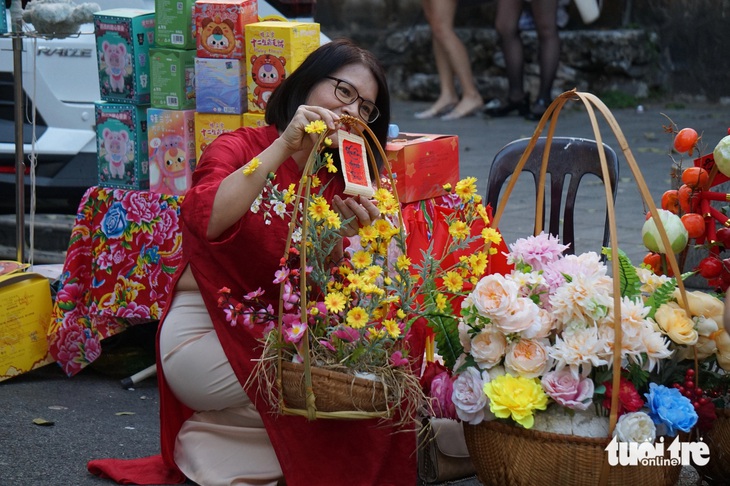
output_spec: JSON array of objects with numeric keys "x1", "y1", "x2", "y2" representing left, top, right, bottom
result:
[
  {"x1": 678, "y1": 184, "x2": 701, "y2": 213},
  {"x1": 674, "y1": 127, "x2": 699, "y2": 155},
  {"x1": 661, "y1": 189, "x2": 679, "y2": 214},
  {"x1": 681, "y1": 167, "x2": 710, "y2": 190},
  {"x1": 680, "y1": 212, "x2": 706, "y2": 239}
]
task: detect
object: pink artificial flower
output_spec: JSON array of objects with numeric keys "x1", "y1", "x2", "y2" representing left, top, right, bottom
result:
[
  {"x1": 507, "y1": 232, "x2": 569, "y2": 271},
  {"x1": 430, "y1": 371, "x2": 457, "y2": 419},
  {"x1": 318, "y1": 339, "x2": 336, "y2": 352},
  {"x1": 282, "y1": 281, "x2": 299, "y2": 311},
  {"x1": 283, "y1": 313, "x2": 307, "y2": 343},
  {"x1": 541, "y1": 368, "x2": 594, "y2": 410},
  {"x1": 390, "y1": 351, "x2": 409, "y2": 367},
  {"x1": 332, "y1": 326, "x2": 360, "y2": 342},
  {"x1": 273, "y1": 268, "x2": 290, "y2": 284},
  {"x1": 243, "y1": 287, "x2": 264, "y2": 300}
]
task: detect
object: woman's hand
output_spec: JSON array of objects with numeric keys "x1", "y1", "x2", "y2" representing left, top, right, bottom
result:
[
  {"x1": 332, "y1": 195, "x2": 380, "y2": 237},
  {"x1": 278, "y1": 105, "x2": 341, "y2": 154}
]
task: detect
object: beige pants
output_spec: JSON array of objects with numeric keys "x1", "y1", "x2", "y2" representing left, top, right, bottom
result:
[{"x1": 159, "y1": 290, "x2": 283, "y2": 486}]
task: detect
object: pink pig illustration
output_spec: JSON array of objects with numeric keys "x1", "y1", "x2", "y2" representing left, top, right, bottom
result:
[
  {"x1": 102, "y1": 128, "x2": 129, "y2": 179},
  {"x1": 102, "y1": 41, "x2": 127, "y2": 93}
]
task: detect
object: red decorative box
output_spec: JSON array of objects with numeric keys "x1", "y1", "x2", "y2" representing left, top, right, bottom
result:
[{"x1": 385, "y1": 133, "x2": 460, "y2": 203}]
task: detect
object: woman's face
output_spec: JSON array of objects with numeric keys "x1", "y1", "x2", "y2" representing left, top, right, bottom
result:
[{"x1": 306, "y1": 63, "x2": 378, "y2": 124}]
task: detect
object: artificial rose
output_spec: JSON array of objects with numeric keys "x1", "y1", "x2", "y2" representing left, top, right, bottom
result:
[
  {"x1": 677, "y1": 336, "x2": 717, "y2": 361},
  {"x1": 613, "y1": 411, "x2": 656, "y2": 443},
  {"x1": 430, "y1": 371, "x2": 457, "y2": 419},
  {"x1": 645, "y1": 382, "x2": 698, "y2": 436},
  {"x1": 457, "y1": 320, "x2": 472, "y2": 353},
  {"x1": 470, "y1": 328, "x2": 507, "y2": 369},
  {"x1": 463, "y1": 274, "x2": 519, "y2": 321},
  {"x1": 522, "y1": 308, "x2": 553, "y2": 339},
  {"x1": 653, "y1": 302, "x2": 698, "y2": 346},
  {"x1": 602, "y1": 376, "x2": 644, "y2": 416},
  {"x1": 484, "y1": 374, "x2": 548, "y2": 429},
  {"x1": 673, "y1": 289, "x2": 724, "y2": 320},
  {"x1": 493, "y1": 297, "x2": 541, "y2": 335},
  {"x1": 420, "y1": 360, "x2": 449, "y2": 396},
  {"x1": 504, "y1": 339, "x2": 550, "y2": 378},
  {"x1": 452, "y1": 366, "x2": 490, "y2": 424},
  {"x1": 541, "y1": 368, "x2": 594, "y2": 410}
]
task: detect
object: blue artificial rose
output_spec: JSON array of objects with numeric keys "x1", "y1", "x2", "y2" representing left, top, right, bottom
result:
[
  {"x1": 645, "y1": 382, "x2": 698, "y2": 436},
  {"x1": 101, "y1": 202, "x2": 128, "y2": 239}
]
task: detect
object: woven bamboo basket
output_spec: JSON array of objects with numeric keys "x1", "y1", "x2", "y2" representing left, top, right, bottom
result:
[
  {"x1": 273, "y1": 116, "x2": 410, "y2": 421},
  {"x1": 462, "y1": 89, "x2": 690, "y2": 486},
  {"x1": 695, "y1": 408, "x2": 730, "y2": 483}
]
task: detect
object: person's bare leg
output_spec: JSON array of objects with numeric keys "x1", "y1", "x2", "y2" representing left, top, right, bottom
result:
[
  {"x1": 430, "y1": 0, "x2": 484, "y2": 119},
  {"x1": 415, "y1": 0, "x2": 459, "y2": 118}
]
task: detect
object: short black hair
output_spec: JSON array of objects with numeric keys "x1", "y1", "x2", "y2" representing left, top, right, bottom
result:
[{"x1": 265, "y1": 38, "x2": 391, "y2": 154}]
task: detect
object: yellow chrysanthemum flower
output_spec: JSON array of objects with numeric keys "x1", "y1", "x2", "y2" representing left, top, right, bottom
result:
[
  {"x1": 476, "y1": 204, "x2": 489, "y2": 223},
  {"x1": 368, "y1": 328, "x2": 386, "y2": 341},
  {"x1": 351, "y1": 251, "x2": 373, "y2": 269},
  {"x1": 308, "y1": 196, "x2": 329, "y2": 221},
  {"x1": 358, "y1": 224, "x2": 379, "y2": 244},
  {"x1": 324, "y1": 210, "x2": 341, "y2": 229},
  {"x1": 396, "y1": 309, "x2": 406, "y2": 319},
  {"x1": 396, "y1": 255, "x2": 412, "y2": 271},
  {"x1": 455, "y1": 177, "x2": 478, "y2": 201},
  {"x1": 374, "y1": 219, "x2": 394, "y2": 238},
  {"x1": 346, "y1": 306, "x2": 369, "y2": 329},
  {"x1": 373, "y1": 188, "x2": 395, "y2": 203},
  {"x1": 442, "y1": 182, "x2": 452, "y2": 192},
  {"x1": 383, "y1": 319, "x2": 401, "y2": 339},
  {"x1": 469, "y1": 252, "x2": 488, "y2": 276},
  {"x1": 379, "y1": 199, "x2": 400, "y2": 215},
  {"x1": 481, "y1": 227, "x2": 503, "y2": 245},
  {"x1": 449, "y1": 221, "x2": 470, "y2": 240},
  {"x1": 442, "y1": 271, "x2": 464, "y2": 293},
  {"x1": 311, "y1": 175, "x2": 321, "y2": 188},
  {"x1": 324, "y1": 292, "x2": 347, "y2": 313},
  {"x1": 305, "y1": 120, "x2": 327, "y2": 134},
  {"x1": 435, "y1": 293, "x2": 448, "y2": 312},
  {"x1": 346, "y1": 273, "x2": 365, "y2": 289},
  {"x1": 483, "y1": 374, "x2": 548, "y2": 429},
  {"x1": 324, "y1": 137, "x2": 333, "y2": 147},
  {"x1": 364, "y1": 265, "x2": 382, "y2": 280},
  {"x1": 383, "y1": 276, "x2": 392, "y2": 285},
  {"x1": 323, "y1": 152, "x2": 337, "y2": 173},
  {"x1": 283, "y1": 183, "x2": 296, "y2": 204},
  {"x1": 242, "y1": 157, "x2": 261, "y2": 175}
]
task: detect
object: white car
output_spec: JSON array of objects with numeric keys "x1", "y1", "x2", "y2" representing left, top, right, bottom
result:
[{"x1": 0, "y1": 0, "x2": 318, "y2": 213}]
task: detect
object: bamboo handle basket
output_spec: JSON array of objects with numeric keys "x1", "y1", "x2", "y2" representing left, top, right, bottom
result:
[
  {"x1": 461, "y1": 90, "x2": 690, "y2": 486},
  {"x1": 274, "y1": 116, "x2": 406, "y2": 421},
  {"x1": 694, "y1": 408, "x2": 730, "y2": 482}
]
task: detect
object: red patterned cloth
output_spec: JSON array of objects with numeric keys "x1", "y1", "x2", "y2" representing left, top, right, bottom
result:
[{"x1": 48, "y1": 186, "x2": 184, "y2": 376}]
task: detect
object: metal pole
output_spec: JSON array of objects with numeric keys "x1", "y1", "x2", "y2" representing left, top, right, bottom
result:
[
  {"x1": 13, "y1": 34, "x2": 25, "y2": 264},
  {"x1": 10, "y1": 1, "x2": 25, "y2": 263}
]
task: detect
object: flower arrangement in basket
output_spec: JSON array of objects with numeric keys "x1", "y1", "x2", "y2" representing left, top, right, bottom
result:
[
  {"x1": 217, "y1": 116, "x2": 502, "y2": 422},
  {"x1": 421, "y1": 90, "x2": 728, "y2": 486},
  {"x1": 639, "y1": 120, "x2": 730, "y2": 483}
]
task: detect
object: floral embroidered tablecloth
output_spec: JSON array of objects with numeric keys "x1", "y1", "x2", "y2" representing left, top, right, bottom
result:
[{"x1": 48, "y1": 186, "x2": 184, "y2": 376}]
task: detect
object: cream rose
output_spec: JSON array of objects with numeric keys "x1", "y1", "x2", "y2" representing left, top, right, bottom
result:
[
  {"x1": 465, "y1": 274, "x2": 520, "y2": 320},
  {"x1": 654, "y1": 302, "x2": 698, "y2": 346},
  {"x1": 504, "y1": 339, "x2": 550, "y2": 378},
  {"x1": 613, "y1": 411, "x2": 656, "y2": 443},
  {"x1": 493, "y1": 297, "x2": 541, "y2": 335},
  {"x1": 457, "y1": 319, "x2": 471, "y2": 353},
  {"x1": 452, "y1": 367, "x2": 491, "y2": 424},
  {"x1": 673, "y1": 289, "x2": 724, "y2": 319},
  {"x1": 470, "y1": 328, "x2": 507, "y2": 369},
  {"x1": 677, "y1": 336, "x2": 717, "y2": 361},
  {"x1": 522, "y1": 307, "x2": 554, "y2": 339}
]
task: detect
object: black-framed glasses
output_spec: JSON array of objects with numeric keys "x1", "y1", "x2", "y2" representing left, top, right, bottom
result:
[{"x1": 325, "y1": 76, "x2": 380, "y2": 123}]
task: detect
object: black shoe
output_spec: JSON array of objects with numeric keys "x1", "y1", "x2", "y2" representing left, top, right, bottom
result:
[
  {"x1": 524, "y1": 98, "x2": 551, "y2": 121},
  {"x1": 484, "y1": 94, "x2": 530, "y2": 117}
]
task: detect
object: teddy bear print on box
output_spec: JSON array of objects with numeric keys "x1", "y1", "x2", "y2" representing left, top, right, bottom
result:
[
  {"x1": 194, "y1": 0, "x2": 258, "y2": 59},
  {"x1": 147, "y1": 108, "x2": 196, "y2": 196},
  {"x1": 96, "y1": 102, "x2": 149, "y2": 190},
  {"x1": 245, "y1": 21, "x2": 320, "y2": 113},
  {"x1": 94, "y1": 8, "x2": 155, "y2": 104}
]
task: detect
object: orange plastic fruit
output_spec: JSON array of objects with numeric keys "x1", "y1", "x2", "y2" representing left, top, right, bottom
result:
[
  {"x1": 678, "y1": 184, "x2": 700, "y2": 213},
  {"x1": 660, "y1": 190, "x2": 679, "y2": 214},
  {"x1": 681, "y1": 167, "x2": 709, "y2": 190},
  {"x1": 674, "y1": 128, "x2": 699, "y2": 154},
  {"x1": 680, "y1": 212, "x2": 706, "y2": 239}
]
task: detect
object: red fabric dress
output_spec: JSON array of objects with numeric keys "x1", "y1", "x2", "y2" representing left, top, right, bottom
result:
[{"x1": 88, "y1": 125, "x2": 422, "y2": 486}]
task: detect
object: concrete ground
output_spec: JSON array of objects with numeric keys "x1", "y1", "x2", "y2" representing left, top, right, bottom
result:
[{"x1": 1, "y1": 94, "x2": 728, "y2": 485}]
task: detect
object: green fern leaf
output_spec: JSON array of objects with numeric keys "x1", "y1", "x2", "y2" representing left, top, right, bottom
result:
[
  {"x1": 617, "y1": 250, "x2": 641, "y2": 298},
  {"x1": 645, "y1": 279, "x2": 678, "y2": 319},
  {"x1": 426, "y1": 315, "x2": 462, "y2": 370}
]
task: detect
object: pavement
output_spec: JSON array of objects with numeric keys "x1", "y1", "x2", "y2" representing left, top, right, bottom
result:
[{"x1": 1, "y1": 94, "x2": 728, "y2": 486}]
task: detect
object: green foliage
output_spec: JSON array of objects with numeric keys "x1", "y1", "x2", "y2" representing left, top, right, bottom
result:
[
  {"x1": 426, "y1": 315, "x2": 463, "y2": 371},
  {"x1": 644, "y1": 278, "x2": 678, "y2": 319}
]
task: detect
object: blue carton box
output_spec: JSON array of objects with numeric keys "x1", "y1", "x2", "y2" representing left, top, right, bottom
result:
[
  {"x1": 95, "y1": 102, "x2": 150, "y2": 190},
  {"x1": 94, "y1": 8, "x2": 155, "y2": 104},
  {"x1": 194, "y1": 57, "x2": 246, "y2": 114}
]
